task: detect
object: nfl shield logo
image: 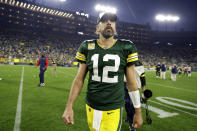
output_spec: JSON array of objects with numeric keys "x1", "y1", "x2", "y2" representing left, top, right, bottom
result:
[{"x1": 88, "y1": 43, "x2": 95, "y2": 50}]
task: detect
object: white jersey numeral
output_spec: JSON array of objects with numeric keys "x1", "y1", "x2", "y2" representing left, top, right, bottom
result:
[
  {"x1": 102, "y1": 54, "x2": 120, "y2": 83},
  {"x1": 91, "y1": 54, "x2": 120, "y2": 83},
  {"x1": 91, "y1": 54, "x2": 101, "y2": 82}
]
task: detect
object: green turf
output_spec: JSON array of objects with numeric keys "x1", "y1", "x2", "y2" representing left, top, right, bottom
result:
[{"x1": 0, "y1": 65, "x2": 197, "y2": 131}]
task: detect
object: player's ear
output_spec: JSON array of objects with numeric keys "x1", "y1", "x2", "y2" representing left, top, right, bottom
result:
[{"x1": 95, "y1": 25, "x2": 100, "y2": 35}]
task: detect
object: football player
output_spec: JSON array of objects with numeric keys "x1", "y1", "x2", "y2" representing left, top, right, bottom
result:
[{"x1": 62, "y1": 12, "x2": 143, "y2": 131}]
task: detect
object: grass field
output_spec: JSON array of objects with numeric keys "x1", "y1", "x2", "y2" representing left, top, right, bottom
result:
[{"x1": 0, "y1": 65, "x2": 197, "y2": 131}]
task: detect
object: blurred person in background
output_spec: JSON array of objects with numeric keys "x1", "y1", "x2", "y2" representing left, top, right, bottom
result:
[
  {"x1": 155, "y1": 62, "x2": 161, "y2": 78},
  {"x1": 177, "y1": 66, "x2": 183, "y2": 77},
  {"x1": 184, "y1": 66, "x2": 188, "y2": 76},
  {"x1": 188, "y1": 65, "x2": 192, "y2": 77},
  {"x1": 171, "y1": 64, "x2": 178, "y2": 81},
  {"x1": 160, "y1": 62, "x2": 166, "y2": 79},
  {"x1": 36, "y1": 52, "x2": 49, "y2": 87}
]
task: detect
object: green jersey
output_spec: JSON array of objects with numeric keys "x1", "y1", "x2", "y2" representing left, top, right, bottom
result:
[{"x1": 75, "y1": 39, "x2": 138, "y2": 110}]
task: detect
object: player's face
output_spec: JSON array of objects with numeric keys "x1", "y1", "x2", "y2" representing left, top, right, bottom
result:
[{"x1": 97, "y1": 20, "x2": 116, "y2": 39}]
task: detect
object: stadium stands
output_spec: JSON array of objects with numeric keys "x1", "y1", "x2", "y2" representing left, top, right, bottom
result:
[{"x1": 0, "y1": 0, "x2": 196, "y2": 69}]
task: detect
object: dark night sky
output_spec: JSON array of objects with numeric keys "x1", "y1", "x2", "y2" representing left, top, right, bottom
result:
[{"x1": 37, "y1": 0, "x2": 197, "y2": 31}]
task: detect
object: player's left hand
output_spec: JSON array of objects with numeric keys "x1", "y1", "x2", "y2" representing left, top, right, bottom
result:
[{"x1": 132, "y1": 110, "x2": 143, "y2": 128}]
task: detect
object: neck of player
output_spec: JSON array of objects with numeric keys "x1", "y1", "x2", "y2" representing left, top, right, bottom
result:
[{"x1": 98, "y1": 35, "x2": 115, "y2": 48}]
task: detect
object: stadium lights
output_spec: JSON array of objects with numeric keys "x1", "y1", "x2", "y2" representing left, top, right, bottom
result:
[
  {"x1": 37, "y1": 6, "x2": 40, "y2": 11},
  {"x1": 33, "y1": 6, "x2": 37, "y2": 10},
  {"x1": 95, "y1": 4, "x2": 117, "y2": 14},
  {"x1": 55, "y1": 11, "x2": 59, "y2": 15},
  {"x1": 12, "y1": 0, "x2": 15, "y2": 5},
  {"x1": 16, "y1": 1, "x2": 19, "y2": 6},
  {"x1": 46, "y1": 8, "x2": 49, "y2": 13},
  {"x1": 23, "y1": 3, "x2": 26, "y2": 8},
  {"x1": 58, "y1": 12, "x2": 61, "y2": 15},
  {"x1": 63, "y1": 13, "x2": 67, "y2": 16},
  {"x1": 60, "y1": 0, "x2": 66, "y2": 2},
  {"x1": 40, "y1": 7, "x2": 43, "y2": 12},
  {"x1": 27, "y1": 4, "x2": 30, "y2": 9},
  {"x1": 30, "y1": 5, "x2": 34, "y2": 10},
  {"x1": 20, "y1": 2, "x2": 23, "y2": 7},
  {"x1": 43, "y1": 8, "x2": 47, "y2": 12},
  {"x1": 155, "y1": 14, "x2": 180, "y2": 22}
]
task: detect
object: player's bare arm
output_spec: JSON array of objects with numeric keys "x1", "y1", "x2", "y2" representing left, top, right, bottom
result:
[
  {"x1": 126, "y1": 65, "x2": 143, "y2": 128},
  {"x1": 62, "y1": 63, "x2": 87, "y2": 125}
]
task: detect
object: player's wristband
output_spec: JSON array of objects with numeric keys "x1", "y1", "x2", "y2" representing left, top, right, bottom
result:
[{"x1": 128, "y1": 90, "x2": 141, "y2": 108}]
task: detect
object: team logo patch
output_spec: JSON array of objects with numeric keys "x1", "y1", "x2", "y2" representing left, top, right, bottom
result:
[{"x1": 88, "y1": 43, "x2": 95, "y2": 50}]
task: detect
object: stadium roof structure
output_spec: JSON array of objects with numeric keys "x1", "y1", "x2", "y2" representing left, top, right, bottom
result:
[{"x1": 0, "y1": 0, "x2": 73, "y2": 18}]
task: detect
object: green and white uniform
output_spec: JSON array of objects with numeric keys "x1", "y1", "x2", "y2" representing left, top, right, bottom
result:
[{"x1": 76, "y1": 39, "x2": 138, "y2": 111}]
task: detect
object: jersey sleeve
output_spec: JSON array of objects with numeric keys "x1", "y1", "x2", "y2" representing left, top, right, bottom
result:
[
  {"x1": 125, "y1": 41, "x2": 139, "y2": 66},
  {"x1": 75, "y1": 41, "x2": 87, "y2": 64}
]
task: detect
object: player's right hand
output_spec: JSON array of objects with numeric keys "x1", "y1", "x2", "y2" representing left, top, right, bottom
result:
[
  {"x1": 62, "y1": 108, "x2": 74, "y2": 125},
  {"x1": 132, "y1": 109, "x2": 143, "y2": 128}
]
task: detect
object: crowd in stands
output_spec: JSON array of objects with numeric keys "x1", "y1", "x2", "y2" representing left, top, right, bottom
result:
[
  {"x1": 0, "y1": 29, "x2": 87, "y2": 66},
  {"x1": 136, "y1": 42, "x2": 197, "y2": 69},
  {"x1": 0, "y1": 29, "x2": 196, "y2": 69}
]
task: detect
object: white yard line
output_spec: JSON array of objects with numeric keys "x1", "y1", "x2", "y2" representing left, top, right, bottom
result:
[
  {"x1": 150, "y1": 83, "x2": 197, "y2": 93},
  {"x1": 149, "y1": 100, "x2": 197, "y2": 117},
  {"x1": 13, "y1": 66, "x2": 24, "y2": 131}
]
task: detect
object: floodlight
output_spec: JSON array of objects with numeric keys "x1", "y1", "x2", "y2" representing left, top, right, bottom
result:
[
  {"x1": 95, "y1": 4, "x2": 117, "y2": 14},
  {"x1": 155, "y1": 14, "x2": 165, "y2": 21},
  {"x1": 172, "y1": 16, "x2": 180, "y2": 22},
  {"x1": 60, "y1": 0, "x2": 66, "y2": 2},
  {"x1": 155, "y1": 14, "x2": 180, "y2": 22}
]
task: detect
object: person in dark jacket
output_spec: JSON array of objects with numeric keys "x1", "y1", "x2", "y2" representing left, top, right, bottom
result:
[
  {"x1": 155, "y1": 62, "x2": 161, "y2": 78},
  {"x1": 171, "y1": 64, "x2": 177, "y2": 81},
  {"x1": 36, "y1": 52, "x2": 49, "y2": 87},
  {"x1": 160, "y1": 63, "x2": 166, "y2": 79}
]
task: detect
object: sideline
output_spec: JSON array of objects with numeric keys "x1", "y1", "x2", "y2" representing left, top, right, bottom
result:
[{"x1": 13, "y1": 66, "x2": 24, "y2": 131}]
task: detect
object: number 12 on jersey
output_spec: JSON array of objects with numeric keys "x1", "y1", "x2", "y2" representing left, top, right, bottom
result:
[{"x1": 91, "y1": 54, "x2": 120, "y2": 83}]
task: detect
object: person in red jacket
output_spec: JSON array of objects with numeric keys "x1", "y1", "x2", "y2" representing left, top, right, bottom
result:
[{"x1": 36, "y1": 52, "x2": 49, "y2": 87}]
